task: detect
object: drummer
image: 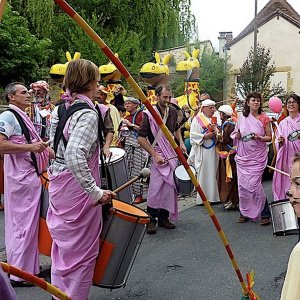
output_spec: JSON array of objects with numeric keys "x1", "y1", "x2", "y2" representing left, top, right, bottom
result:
[
  {"x1": 138, "y1": 85, "x2": 186, "y2": 234},
  {"x1": 47, "y1": 59, "x2": 116, "y2": 300}
]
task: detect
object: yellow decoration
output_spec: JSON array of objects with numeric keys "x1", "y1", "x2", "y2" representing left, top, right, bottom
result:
[
  {"x1": 176, "y1": 49, "x2": 200, "y2": 110},
  {"x1": 140, "y1": 52, "x2": 172, "y2": 105}
]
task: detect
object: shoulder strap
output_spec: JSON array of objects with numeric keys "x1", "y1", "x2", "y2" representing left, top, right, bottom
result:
[
  {"x1": 53, "y1": 102, "x2": 92, "y2": 155},
  {"x1": 7, "y1": 109, "x2": 39, "y2": 174}
]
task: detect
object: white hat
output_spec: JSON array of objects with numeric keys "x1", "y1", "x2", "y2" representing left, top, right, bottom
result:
[
  {"x1": 201, "y1": 99, "x2": 216, "y2": 107},
  {"x1": 218, "y1": 105, "x2": 233, "y2": 116}
]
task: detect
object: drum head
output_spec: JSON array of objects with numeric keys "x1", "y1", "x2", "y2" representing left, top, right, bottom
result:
[
  {"x1": 288, "y1": 130, "x2": 300, "y2": 142},
  {"x1": 174, "y1": 165, "x2": 195, "y2": 180},
  {"x1": 242, "y1": 133, "x2": 254, "y2": 142},
  {"x1": 101, "y1": 147, "x2": 125, "y2": 164},
  {"x1": 111, "y1": 199, "x2": 150, "y2": 224}
]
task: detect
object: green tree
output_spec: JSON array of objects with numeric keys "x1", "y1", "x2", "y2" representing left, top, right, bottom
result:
[
  {"x1": 237, "y1": 44, "x2": 286, "y2": 99},
  {"x1": 0, "y1": 4, "x2": 52, "y2": 87},
  {"x1": 199, "y1": 47, "x2": 226, "y2": 100}
]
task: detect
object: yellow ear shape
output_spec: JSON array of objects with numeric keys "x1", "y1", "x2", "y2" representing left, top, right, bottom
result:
[
  {"x1": 73, "y1": 52, "x2": 81, "y2": 60},
  {"x1": 162, "y1": 54, "x2": 172, "y2": 65},
  {"x1": 184, "y1": 51, "x2": 191, "y2": 59},
  {"x1": 192, "y1": 49, "x2": 200, "y2": 59},
  {"x1": 66, "y1": 51, "x2": 72, "y2": 62},
  {"x1": 154, "y1": 52, "x2": 161, "y2": 64}
]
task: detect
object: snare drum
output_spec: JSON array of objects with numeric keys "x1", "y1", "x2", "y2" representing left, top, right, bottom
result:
[
  {"x1": 287, "y1": 130, "x2": 300, "y2": 142},
  {"x1": 38, "y1": 172, "x2": 52, "y2": 256},
  {"x1": 100, "y1": 147, "x2": 133, "y2": 203},
  {"x1": 242, "y1": 133, "x2": 255, "y2": 142},
  {"x1": 269, "y1": 199, "x2": 299, "y2": 236},
  {"x1": 93, "y1": 199, "x2": 150, "y2": 289},
  {"x1": 174, "y1": 165, "x2": 196, "y2": 196}
]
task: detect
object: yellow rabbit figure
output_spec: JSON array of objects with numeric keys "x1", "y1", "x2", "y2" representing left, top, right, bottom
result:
[
  {"x1": 140, "y1": 52, "x2": 172, "y2": 105},
  {"x1": 176, "y1": 49, "x2": 200, "y2": 111}
]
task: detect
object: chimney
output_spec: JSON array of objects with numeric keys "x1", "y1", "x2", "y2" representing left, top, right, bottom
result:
[
  {"x1": 225, "y1": 32, "x2": 233, "y2": 44},
  {"x1": 218, "y1": 32, "x2": 228, "y2": 58}
]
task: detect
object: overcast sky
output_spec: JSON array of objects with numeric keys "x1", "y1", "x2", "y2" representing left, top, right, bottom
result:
[{"x1": 191, "y1": 0, "x2": 300, "y2": 50}]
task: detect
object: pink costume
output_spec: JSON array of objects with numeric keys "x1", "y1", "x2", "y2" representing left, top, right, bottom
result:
[
  {"x1": 231, "y1": 113, "x2": 268, "y2": 220},
  {"x1": 144, "y1": 109, "x2": 178, "y2": 221},
  {"x1": 47, "y1": 96, "x2": 102, "y2": 300},
  {"x1": 273, "y1": 114, "x2": 300, "y2": 200},
  {"x1": 4, "y1": 104, "x2": 48, "y2": 281}
]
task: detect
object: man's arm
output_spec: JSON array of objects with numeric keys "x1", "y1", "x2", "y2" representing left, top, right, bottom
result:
[
  {"x1": 174, "y1": 128, "x2": 187, "y2": 153},
  {"x1": 0, "y1": 134, "x2": 48, "y2": 155},
  {"x1": 138, "y1": 136, "x2": 165, "y2": 164}
]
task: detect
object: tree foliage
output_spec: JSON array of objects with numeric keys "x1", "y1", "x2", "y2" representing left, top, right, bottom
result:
[
  {"x1": 199, "y1": 47, "x2": 226, "y2": 100},
  {"x1": 0, "y1": 4, "x2": 52, "y2": 88},
  {"x1": 237, "y1": 44, "x2": 286, "y2": 99},
  {"x1": 1, "y1": 0, "x2": 196, "y2": 90}
]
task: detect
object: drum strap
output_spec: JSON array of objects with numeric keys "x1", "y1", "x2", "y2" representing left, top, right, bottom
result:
[{"x1": 7, "y1": 109, "x2": 39, "y2": 175}]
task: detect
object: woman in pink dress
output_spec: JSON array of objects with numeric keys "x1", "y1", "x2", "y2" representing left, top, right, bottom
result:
[
  {"x1": 231, "y1": 92, "x2": 272, "y2": 225},
  {"x1": 273, "y1": 94, "x2": 300, "y2": 201}
]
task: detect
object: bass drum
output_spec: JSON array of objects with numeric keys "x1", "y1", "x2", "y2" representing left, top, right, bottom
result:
[{"x1": 269, "y1": 199, "x2": 299, "y2": 236}]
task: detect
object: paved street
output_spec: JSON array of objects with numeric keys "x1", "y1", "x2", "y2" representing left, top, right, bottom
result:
[{"x1": 0, "y1": 180, "x2": 297, "y2": 300}]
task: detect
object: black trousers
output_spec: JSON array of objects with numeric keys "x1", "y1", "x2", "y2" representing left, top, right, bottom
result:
[{"x1": 147, "y1": 206, "x2": 169, "y2": 223}]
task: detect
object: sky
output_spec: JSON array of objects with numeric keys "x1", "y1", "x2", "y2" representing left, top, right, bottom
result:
[{"x1": 191, "y1": 0, "x2": 300, "y2": 51}]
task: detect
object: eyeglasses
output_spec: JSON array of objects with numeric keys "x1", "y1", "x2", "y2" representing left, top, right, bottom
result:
[
  {"x1": 287, "y1": 101, "x2": 298, "y2": 105},
  {"x1": 250, "y1": 99, "x2": 261, "y2": 103}
]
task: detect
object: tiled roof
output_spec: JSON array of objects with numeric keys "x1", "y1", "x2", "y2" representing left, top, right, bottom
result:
[{"x1": 227, "y1": 0, "x2": 300, "y2": 48}]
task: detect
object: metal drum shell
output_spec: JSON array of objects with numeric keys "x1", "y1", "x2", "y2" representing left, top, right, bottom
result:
[
  {"x1": 174, "y1": 165, "x2": 196, "y2": 196},
  {"x1": 93, "y1": 199, "x2": 150, "y2": 289},
  {"x1": 100, "y1": 147, "x2": 133, "y2": 203},
  {"x1": 269, "y1": 199, "x2": 299, "y2": 236}
]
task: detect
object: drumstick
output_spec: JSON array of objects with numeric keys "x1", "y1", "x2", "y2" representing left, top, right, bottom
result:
[
  {"x1": 113, "y1": 168, "x2": 151, "y2": 193},
  {"x1": 267, "y1": 165, "x2": 290, "y2": 177},
  {"x1": 165, "y1": 155, "x2": 178, "y2": 162}
]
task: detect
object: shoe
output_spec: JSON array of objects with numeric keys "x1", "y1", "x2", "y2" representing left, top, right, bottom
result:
[
  {"x1": 260, "y1": 217, "x2": 271, "y2": 226},
  {"x1": 10, "y1": 280, "x2": 34, "y2": 287},
  {"x1": 224, "y1": 201, "x2": 232, "y2": 208},
  {"x1": 237, "y1": 215, "x2": 249, "y2": 223},
  {"x1": 225, "y1": 202, "x2": 238, "y2": 210},
  {"x1": 146, "y1": 222, "x2": 157, "y2": 234},
  {"x1": 158, "y1": 219, "x2": 176, "y2": 229},
  {"x1": 133, "y1": 195, "x2": 145, "y2": 204}
]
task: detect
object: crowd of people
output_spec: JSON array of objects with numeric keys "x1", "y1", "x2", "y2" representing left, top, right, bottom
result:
[{"x1": 0, "y1": 58, "x2": 300, "y2": 298}]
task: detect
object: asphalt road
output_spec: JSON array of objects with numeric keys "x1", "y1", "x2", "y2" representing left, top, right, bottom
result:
[{"x1": 0, "y1": 180, "x2": 298, "y2": 300}]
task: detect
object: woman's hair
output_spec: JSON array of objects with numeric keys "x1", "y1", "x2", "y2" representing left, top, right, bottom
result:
[
  {"x1": 64, "y1": 59, "x2": 99, "y2": 94},
  {"x1": 285, "y1": 93, "x2": 300, "y2": 114},
  {"x1": 242, "y1": 91, "x2": 263, "y2": 117}
]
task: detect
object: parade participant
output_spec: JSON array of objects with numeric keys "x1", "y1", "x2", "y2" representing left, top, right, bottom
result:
[
  {"x1": 0, "y1": 265, "x2": 17, "y2": 300},
  {"x1": 29, "y1": 80, "x2": 54, "y2": 141},
  {"x1": 231, "y1": 91, "x2": 272, "y2": 225},
  {"x1": 0, "y1": 82, "x2": 50, "y2": 286},
  {"x1": 280, "y1": 152, "x2": 300, "y2": 299},
  {"x1": 120, "y1": 97, "x2": 147, "y2": 204},
  {"x1": 47, "y1": 59, "x2": 116, "y2": 300},
  {"x1": 216, "y1": 105, "x2": 239, "y2": 210},
  {"x1": 96, "y1": 85, "x2": 121, "y2": 145},
  {"x1": 138, "y1": 85, "x2": 186, "y2": 234},
  {"x1": 273, "y1": 94, "x2": 300, "y2": 201},
  {"x1": 190, "y1": 99, "x2": 220, "y2": 205}
]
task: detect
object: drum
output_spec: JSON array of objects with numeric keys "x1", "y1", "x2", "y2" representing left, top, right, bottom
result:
[
  {"x1": 93, "y1": 199, "x2": 150, "y2": 289},
  {"x1": 100, "y1": 147, "x2": 133, "y2": 203},
  {"x1": 269, "y1": 199, "x2": 299, "y2": 236},
  {"x1": 288, "y1": 130, "x2": 300, "y2": 142},
  {"x1": 242, "y1": 133, "x2": 255, "y2": 142},
  {"x1": 174, "y1": 165, "x2": 196, "y2": 196},
  {"x1": 38, "y1": 172, "x2": 52, "y2": 256}
]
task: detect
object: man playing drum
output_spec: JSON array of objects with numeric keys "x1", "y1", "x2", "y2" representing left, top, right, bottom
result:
[
  {"x1": 138, "y1": 85, "x2": 186, "y2": 234},
  {"x1": 47, "y1": 59, "x2": 115, "y2": 300},
  {"x1": 0, "y1": 82, "x2": 51, "y2": 286}
]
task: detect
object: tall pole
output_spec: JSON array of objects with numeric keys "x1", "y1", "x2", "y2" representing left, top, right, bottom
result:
[
  {"x1": 0, "y1": 0, "x2": 8, "y2": 21},
  {"x1": 254, "y1": 0, "x2": 258, "y2": 56}
]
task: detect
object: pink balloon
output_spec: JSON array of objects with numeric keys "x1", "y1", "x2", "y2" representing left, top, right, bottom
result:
[{"x1": 268, "y1": 96, "x2": 282, "y2": 113}]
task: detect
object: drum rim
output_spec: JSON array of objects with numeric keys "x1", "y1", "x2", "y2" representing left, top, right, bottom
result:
[
  {"x1": 110, "y1": 199, "x2": 150, "y2": 224},
  {"x1": 103, "y1": 147, "x2": 125, "y2": 164},
  {"x1": 174, "y1": 165, "x2": 196, "y2": 178}
]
